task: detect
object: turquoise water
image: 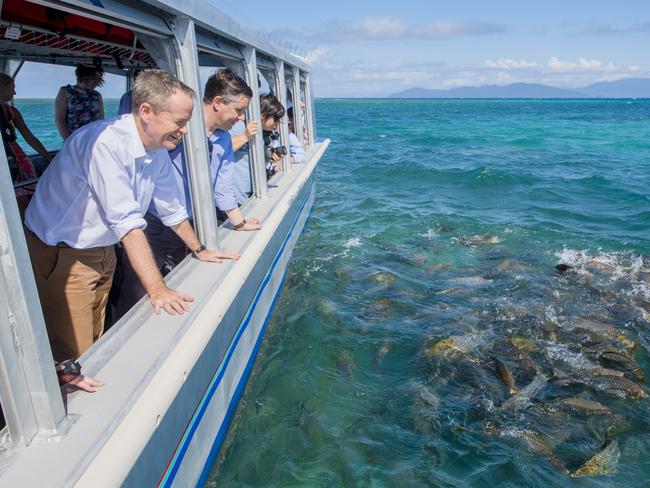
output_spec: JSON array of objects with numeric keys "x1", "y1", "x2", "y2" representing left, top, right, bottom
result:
[
  {"x1": 13, "y1": 98, "x2": 119, "y2": 150},
  {"x1": 208, "y1": 100, "x2": 650, "y2": 487},
  {"x1": 14, "y1": 98, "x2": 650, "y2": 487}
]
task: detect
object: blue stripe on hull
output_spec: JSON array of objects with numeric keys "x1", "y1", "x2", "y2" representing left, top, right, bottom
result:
[{"x1": 158, "y1": 184, "x2": 314, "y2": 487}]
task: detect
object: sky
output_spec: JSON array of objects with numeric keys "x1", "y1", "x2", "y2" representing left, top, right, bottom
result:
[
  {"x1": 13, "y1": 0, "x2": 650, "y2": 98},
  {"x1": 210, "y1": 0, "x2": 650, "y2": 97}
]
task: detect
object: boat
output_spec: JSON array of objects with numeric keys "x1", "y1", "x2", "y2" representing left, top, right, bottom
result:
[{"x1": 0, "y1": 0, "x2": 329, "y2": 486}]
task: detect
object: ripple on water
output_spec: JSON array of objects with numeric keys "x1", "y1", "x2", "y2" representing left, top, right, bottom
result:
[{"x1": 210, "y1": 99, "x2": 650, "y2": 487}]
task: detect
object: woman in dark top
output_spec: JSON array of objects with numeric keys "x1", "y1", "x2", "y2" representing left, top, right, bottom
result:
[
  {"x1": 54, "y1": 64, "x2": 105, "y2": 140},
  {"x1": 0, "y1": 72, "x2": 52, "y2": 181}
]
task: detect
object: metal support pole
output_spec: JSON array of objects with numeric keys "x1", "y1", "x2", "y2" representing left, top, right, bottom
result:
[
  {"x1": 273, "y1": 59, "x2": 290, "y2": 172},
  {"x1": 290, "y1": 66, "x2": 305, "y2": 149},
  {"x1": 0, "y1": 149, "x2": 66, "y2": 448},
  {"x1": 171, "y1": 17, "x2": 219, "y2": 249},
  {"x1": 242, "y1": 47, "x2": 267, "y2": 199},
  {"x1": 304, "y1": 72, "x2": 316, "y2": 146}
]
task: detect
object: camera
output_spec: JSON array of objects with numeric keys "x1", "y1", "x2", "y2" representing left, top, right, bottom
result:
[
  {"x1": 264, "y1": 144, "x2": 287, "y2": 162},
  {"x1": 263, "y1": 130, "x2": 287, "y2": 160}
]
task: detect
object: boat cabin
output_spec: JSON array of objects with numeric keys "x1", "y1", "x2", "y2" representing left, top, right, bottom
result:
[{"x1": 0, "y1": 0, "x2": 328, "y2": 486}]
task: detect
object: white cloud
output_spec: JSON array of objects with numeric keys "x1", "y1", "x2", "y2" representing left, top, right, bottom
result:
[
  {"x1": 359, "y1": 18, "x2": 406, "y2": 37},
  {"x1": 305, "y1": 49, "x2": 648, "y2": 97},
  {"x1": 271, "y1": 18, "x2": 506, "y2": 43},
  {"x1": 305, "y1": 47, "x2": 336, "y2": 67},
  {"x1": 485, "y1": 58, "x2": 537, "y2": 69},
  {"x1": 547, "y1": 56, "x2": 604, "y2": 70}
]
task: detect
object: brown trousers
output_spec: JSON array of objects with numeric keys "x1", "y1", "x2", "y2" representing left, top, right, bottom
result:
[{"x1": 25, "y1": 229, "x2": 116, "y2": 361}]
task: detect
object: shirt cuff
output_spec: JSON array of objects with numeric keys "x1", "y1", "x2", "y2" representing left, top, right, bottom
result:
[
  {"x1": 112, "y1": 216, "x2": 147, "y2": 241},
  {"x1": 159, "y1": 207, "x2": 189, "y2": 227},
  {"x1": 215, "y1": 195, "x2": 237, "y2": 212}
]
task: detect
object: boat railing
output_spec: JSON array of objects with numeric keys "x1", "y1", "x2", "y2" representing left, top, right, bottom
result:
[{"x1": 0, "y1": 0, "x2": 320, "y2": 457}]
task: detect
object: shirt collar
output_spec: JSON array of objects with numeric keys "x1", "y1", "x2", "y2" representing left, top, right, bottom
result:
[{"x1": 122, "y1": 114, "x2": 150, "y2": 162}]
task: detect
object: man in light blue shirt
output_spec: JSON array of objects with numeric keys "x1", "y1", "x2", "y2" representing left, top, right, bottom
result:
[
  {"x1": 24, "y1": 70, "x2": 239, "y2": 360},
  {"x1": 115, "y1": 68, "x2": 261, "y2": 317}
]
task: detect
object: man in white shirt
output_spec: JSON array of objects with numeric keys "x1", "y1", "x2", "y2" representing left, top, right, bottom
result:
[{"x1": 24, "y1": 70, "x2": 238, "y2": 361}]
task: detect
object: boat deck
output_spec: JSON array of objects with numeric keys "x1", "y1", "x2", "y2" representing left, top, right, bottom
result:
[{"x1": 0, "y1": 141, "x2": 329, "y2": 487}]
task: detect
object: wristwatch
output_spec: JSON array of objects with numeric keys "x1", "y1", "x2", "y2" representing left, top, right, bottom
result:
[
  {"x1": 192, "y1": 244, "x2": 206, "y2": 258},
  {"x1": 234, "y1": 219, "x2": 247, "y2": 230}
]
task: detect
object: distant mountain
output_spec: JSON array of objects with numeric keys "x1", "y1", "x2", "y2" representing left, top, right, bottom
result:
[
  {"x1": 388, "y1": 79, "x2": 650, "y2": 99},
  {"x1": 579, "y1": 78, "x2": 650, "y2": 98},
  {"x1": 390, "y1": 83, "x2": 584, "y2": 98}
]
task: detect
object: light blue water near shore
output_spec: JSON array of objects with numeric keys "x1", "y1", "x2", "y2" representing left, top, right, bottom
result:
[
  {"x1": 209, "y1": 99, "x2": 650, "y2": 487},
  {"x1": 15, "y1": 98, "x2": 650, "y2": 487}
]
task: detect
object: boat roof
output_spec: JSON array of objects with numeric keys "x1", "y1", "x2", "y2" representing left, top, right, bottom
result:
[{"x1": 0, "y1": 0, "x2": 310, "y2": 72}]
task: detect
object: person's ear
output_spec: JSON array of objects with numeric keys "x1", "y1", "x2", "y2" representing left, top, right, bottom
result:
[
  {"x1": 138, "y1": 102, "x2": 153, "y2": 119},
  {"x1": 212, "y1": 96, "x2": 224, "y2": 112}
]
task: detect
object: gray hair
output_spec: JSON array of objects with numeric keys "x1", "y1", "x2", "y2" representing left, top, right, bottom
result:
[{"x1": 132, "y1": 69, "x2": 195, "y2": 114}]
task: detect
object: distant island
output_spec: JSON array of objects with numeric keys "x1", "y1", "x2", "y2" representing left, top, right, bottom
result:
[{"x1": 388, "y1": 78, "x2": 650, "y2": 99}]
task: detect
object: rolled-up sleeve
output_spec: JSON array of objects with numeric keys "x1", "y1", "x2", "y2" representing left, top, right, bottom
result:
[
  {"x1": 212, "y1": 135, "x2": 238, "y2": 211},
  {"x1": 151, "y1": 152, "x2": 189, "y2": 227},
  {"x1": 87, "y1": 141, "x2": 147, "y2": 241},
  {"x1": 289, "y1": 132, "x2": 306, "y2": 163}
]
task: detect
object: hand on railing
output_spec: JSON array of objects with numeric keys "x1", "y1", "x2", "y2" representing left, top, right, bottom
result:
[{"x1": 56, "y1": 359, "x2": 104, "y2": 393}]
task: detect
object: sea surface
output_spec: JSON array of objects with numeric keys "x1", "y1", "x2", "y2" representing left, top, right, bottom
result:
[
  {"x1": 16, "y1": 98, "x2": 650, "y2": 487},
  {"x1": 209, "y1": 99, "x2": 650, "y2": 488}
]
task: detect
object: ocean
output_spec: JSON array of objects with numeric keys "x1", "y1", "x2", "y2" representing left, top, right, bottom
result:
[{"x1": 15, "y1": 98, "x2": 650, "y2": 487}]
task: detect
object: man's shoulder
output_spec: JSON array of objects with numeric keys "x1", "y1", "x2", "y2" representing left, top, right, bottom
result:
[
  {"x1": 65, "y1": 116, "x2": 144, "y2": 167},
  {"x1": 213, "y1": 129, "x2": 233, "y2": 144},
  {"x1": 85, "y1": 116, "x2": 139, "y2": 150}
]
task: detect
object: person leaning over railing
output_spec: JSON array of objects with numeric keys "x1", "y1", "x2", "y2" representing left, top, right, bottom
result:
[
  {"x1": 260, "y1": 93, "x2": 286, "y2": 178},
  {"x1": 230, "y1": 118, "x2": 258, "y2": 206},
  {"x1": 207, "y1": 69, "x2": 263, "y2": 229},
  {"x1": 286, "y1": 107, "x2": 306, "y2": 164},
  {"x1": 23, "y1": 69, "x2": 239, "y2": 362},
  {"x1": 113, "y1": 68, "x2": 261, "y2": 320}
]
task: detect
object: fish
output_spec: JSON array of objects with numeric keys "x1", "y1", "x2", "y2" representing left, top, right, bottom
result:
[
  {"x1": 585, "y1": 375, "x2": 647, "y2": 400},
  {"x1": 501, "y1": 373, "x2": 547, "y2": 411},
  {"x1": 336, "y1": 351, "x2": 356, "y2": 381},
  {"x1": 448, "y1": 276, "x2": 493, "y2": 287},
  {"x1": 411, "y1": 383, "x2": 442, "y2": 435},
  {"x1": 558, "y1": 397, "x2": 611, "y2": 416},
  {"x1": 494, "y1": 358, "x2": 518, "y2": 395},
  {"x1": 494, "y1": 260, "x2": 532, "y2": 273},
  {"x1": 456, "y1": 235, "x2": 500, "y2": 247},
  {"x1": 373, "y1": 343, "x2": 391, "y2": 371},
  {"x1": 571, "y1": 440, "x2": 620, "y2": 477},
  {"x1": 369, "y1": 271, "x2": 397, "y2": 284},
  {"x1": 332, "y1": 266, "x2": 351, "y2": 282},
  {"x1": 598, "y1": 350, "x2": 645, "y2": 383},
  {"x1": 509, "y1": 337, "x2": 536, "y2": 352},
  {"x1": 377, "y1": 297, "x2": 392, "y2": 308},
  {"x1": 425, "y1": 331, "x2": 489, "y2": 360},
  {"x1": 519, "y1": 430, "x2": 569, "y2": 474},
  {"x1": 490, "y1": 427, "x2": 568, "y2": 474},
  {"x1": 417, "y1": 386, "x2": 440, "y2": 410},
  {"x1": 571, "y1": 318, "x2": 636, "y2": 350},
  {"x1": 513, "y1": 353, "x2": 540, "y2": 385},
  {"x1": 434, "y1": 287, "x2": 475, "y2": 296},
  {"x1": 591, "y1": 367, "x2": 625, "y2": 378},
  {"x1": 555, "y1": 263, "x2": 573, "y2": 273}
]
